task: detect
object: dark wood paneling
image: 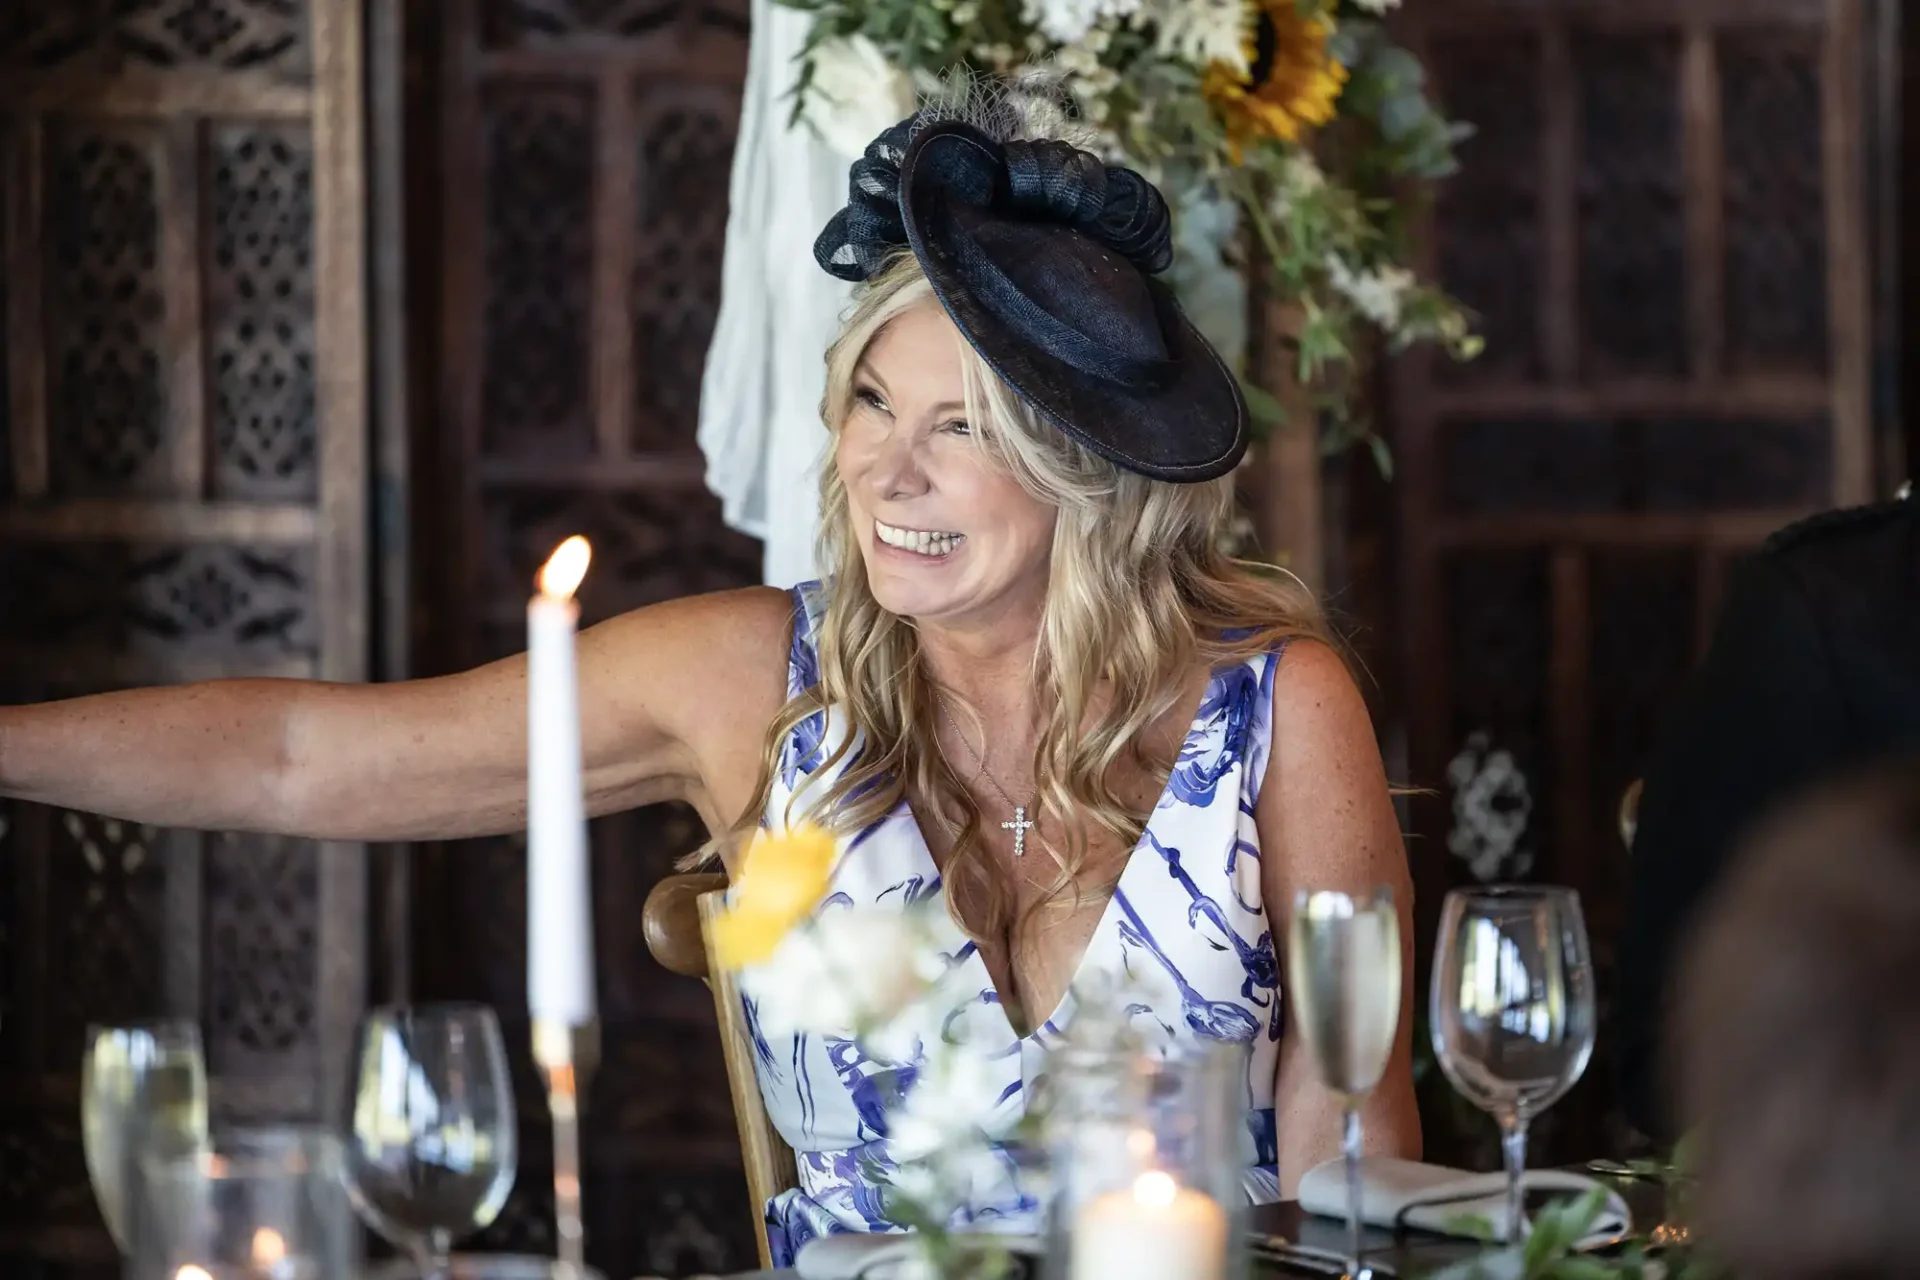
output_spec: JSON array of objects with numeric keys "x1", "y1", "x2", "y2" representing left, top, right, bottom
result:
[
  {"x1": 417, "y1": 1, "x2": 759, "y2": 1273},
  {"x1": 0, "y1": 1, "x2": 371, "y2": 1270},
  {"x1": 1395, "y1": 0, "x2": 1878, "y2": 1165}
]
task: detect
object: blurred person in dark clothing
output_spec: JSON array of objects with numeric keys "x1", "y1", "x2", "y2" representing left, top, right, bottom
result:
[
  {"x1": 1619, "y1": 489, "x2": 1919, "y2": 1141},
  {"x1": 1675, "y1": 760, "x2": 1920, "y2": 1280}
]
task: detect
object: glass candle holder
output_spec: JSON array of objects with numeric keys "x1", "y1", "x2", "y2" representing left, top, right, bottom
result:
[
  {"x1": 1043, "y1": 1038, "x2": 1249, "y2": 1280},
  {"x1": 127, "y1": 1127, "x2": 357, "y2": 1280}
]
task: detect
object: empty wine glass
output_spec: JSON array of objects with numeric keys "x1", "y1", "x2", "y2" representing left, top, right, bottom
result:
[
  {"x1": 1287, "y1": 888, "x2": 1402, "y2": 1280},
  {"x1": 1430, "y1": 886, "x2": 1595, "y2": 1244},
  {"x1": 344, "y1": 1004, "x2": 517, "y2": 1278},
  {"x1": 81, "y1": 1019, "x2": 211, "y2": 1252}
]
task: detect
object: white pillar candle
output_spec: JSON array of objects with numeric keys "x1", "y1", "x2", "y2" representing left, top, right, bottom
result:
[
  {"x1": 1070, "y1": 1170, "x2": 1229, "y2": 1280},
  {"x1": 527, "y1": 536, "x2": 596, "y2": 1027}
]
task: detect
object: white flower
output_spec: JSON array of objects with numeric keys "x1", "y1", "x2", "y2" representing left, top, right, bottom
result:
[
  {"x1": 888, "y1": 1043, "x2": 1008, "y2": 1162},
  {"x1": 1140, "y1": 0, "x2": 1248, "y2": 76},
  {"x1": 801, "y1": 35, "x2": 918, "y2": 159},
  {"x1": 1353, "y1": 0, "x2": 1401, "y2": 12},
  {"x1": 1024, "y1": 0, "x2": 1141, "y2": 45},
  {"x1": 1284, "y1": 153, "x2": 1326, "y2": 193},
  {"x1": 1267, "y1": 152, "x2": 1328, "y2": 219},
  {"x1": 741, "y1": 908, "x2": 942, "y2": 1037},
  {"x1": 1326, "y1": 253, "x2": 1416, "y2": 330},
  {"x1": 1054, "y1": 41, "x2": 1102, "y2": 77},
  {"x1": 886, "y1": 1162, "x2": 943, "y2": 1207}
]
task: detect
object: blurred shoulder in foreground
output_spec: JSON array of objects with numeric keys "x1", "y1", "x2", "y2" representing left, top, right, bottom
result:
[{"x1": 1675, "y1": 758, "x2": 1920, "y2": 1280}]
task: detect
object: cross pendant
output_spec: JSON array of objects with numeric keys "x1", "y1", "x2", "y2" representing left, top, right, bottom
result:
[{"x1": 1002, "y1": 806, "x2": 1035, "y2": 858}]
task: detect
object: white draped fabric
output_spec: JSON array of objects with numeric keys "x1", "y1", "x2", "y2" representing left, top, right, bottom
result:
[{"x1": 697, "y1": 0, "x2": 856, "y2": 588}]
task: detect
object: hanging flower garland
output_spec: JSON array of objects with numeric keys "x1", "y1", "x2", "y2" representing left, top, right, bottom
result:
[{"x1": 782, "y1": 0, "x2": 1480, "y2": 468}]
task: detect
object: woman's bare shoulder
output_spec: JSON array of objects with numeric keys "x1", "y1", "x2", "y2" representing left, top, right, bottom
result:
[
  {"x1": 1263, "y1": 636, "x2": 1388, "y2": 803},
  {"x1": 1272, "y1": 636, "x2": 1366, "y2": 712}
]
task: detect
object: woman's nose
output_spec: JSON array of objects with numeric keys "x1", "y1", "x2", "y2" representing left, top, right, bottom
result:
[{"x1": 864, "y1": 429, "x2": 930, "y2": 502}]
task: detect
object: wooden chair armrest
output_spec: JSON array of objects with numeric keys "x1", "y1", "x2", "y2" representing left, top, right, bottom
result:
[{"x1": 642, "y1": 872, "x2": 728, "y2": 980}]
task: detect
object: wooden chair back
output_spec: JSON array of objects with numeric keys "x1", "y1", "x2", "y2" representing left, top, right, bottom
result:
[{"x1": 641, "y1": 872, "x2": 799, "y2": 1270}]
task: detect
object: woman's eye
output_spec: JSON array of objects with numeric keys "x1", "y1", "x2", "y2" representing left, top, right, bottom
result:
[
  {"x1": 945, "y1": 420, "x2": 972, "y2": 437},
  {"x1": 854, "y1": 387, "x2": 888, "y2": 413}
]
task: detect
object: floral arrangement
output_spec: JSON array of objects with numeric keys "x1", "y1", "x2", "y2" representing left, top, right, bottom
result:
[
  {"x1": 783, "y1": 0, "x2": 1480, "y2": 468},
  {"x1": 713, "y1": 824, "x2": 1026, "y2": 1278}
]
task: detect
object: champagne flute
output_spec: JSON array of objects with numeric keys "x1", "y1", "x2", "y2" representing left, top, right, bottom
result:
[
  {"x1": 1287, "y1": 888, "x2": 1402, "y2": 1280},
  {"x1": 1430, "y1": 886, "x2": 1595, "y2": 1244},
  {"x1": 344, "y1": 1003, "x2": 517, "y2": 1277},
  {"x1": 81, "y1": 1019, "x2": 210, "y2": 1251}
]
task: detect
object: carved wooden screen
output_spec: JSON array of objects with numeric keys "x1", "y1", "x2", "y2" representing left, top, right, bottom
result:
[
  {"x1": 0, "y1": 2, "x2": 369, "y2": 1274},
  {"x1": 415, "y1": 2, "x2": 761, "y2": 1275},
  {"x1": 1393, "y1": 0, "x2": 1876, "y2": 1157}
]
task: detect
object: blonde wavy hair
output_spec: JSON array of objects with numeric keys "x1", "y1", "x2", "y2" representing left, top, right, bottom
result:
[{"x1": 716, "y1": 255, "x2": 1329, "y2": 949}]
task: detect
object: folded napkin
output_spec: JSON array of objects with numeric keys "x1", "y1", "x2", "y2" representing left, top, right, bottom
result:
[
  {"x1": 1297, "y1": 1157, "x2": 1631, "y2": 1249},
  {"x1": 795, "y1": 1232, "x2": 1042, "y2": 1280}
]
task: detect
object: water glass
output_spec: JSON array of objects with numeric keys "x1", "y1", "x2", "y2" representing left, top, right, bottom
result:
[
  {"x1": 81, "y1": 1019, "x2": 211, "y2": 1251},
  {"x1": 127, "y1": 1126, "x2": 356, "y2": 1280},
  {"x1": 1286, "y1": 887, "x2": 1402, "y2": 1279},
  {"x1": 1429, "y1": 886, "x2": 1595, "y2": 1243},
  {"x1": 345, "y1": 1003, "x2": 517, "y2": 1276}
]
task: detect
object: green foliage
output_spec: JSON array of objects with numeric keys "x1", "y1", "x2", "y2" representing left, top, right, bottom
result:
[{"x1": 1436, "y1": 1137, "x2": 1722, "y2": 1280}]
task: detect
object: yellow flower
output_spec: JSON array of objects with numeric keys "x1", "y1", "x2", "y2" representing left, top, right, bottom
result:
[
  {"x1": 1203, "y1": 0, "x2": 1349, "y2": 160},
  {"x1": 710, "y1": 825, "x2": 839, "y2": 969}
]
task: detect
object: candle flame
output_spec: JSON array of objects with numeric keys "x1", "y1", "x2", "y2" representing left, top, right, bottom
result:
[
  {"x1": 1133, "y1": 1169, "x2": 1178, "y2": 1209},
  {"x1": 538, "y1": 536, "x2": 592, "y2": 600},
  {"x1": 175, "y1": 1268, "x2": 215, "y2": 1280},
  {"x1": 252, "y1": 1226, "x2": 288, "y2": 1265}
]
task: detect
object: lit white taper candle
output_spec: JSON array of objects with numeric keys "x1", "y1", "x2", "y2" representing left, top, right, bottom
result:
[{"x1": 527, "y1": 535, "x2": 595, "y2": 1027}]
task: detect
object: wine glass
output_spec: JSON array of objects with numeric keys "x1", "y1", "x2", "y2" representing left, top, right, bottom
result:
[
  {"x1": 81, "y1": 1019, "x2": 211, "y2": 1251},
  {"x1": 1286, "y1": 888, "x2": 1402, "y2": 1280},
  {"x1": 1430, "y1": 886, "x2": 1596, "y2": 1244},
  {"x1": 344, "y1": 1003, "x2": 517, "y2": 1277}
]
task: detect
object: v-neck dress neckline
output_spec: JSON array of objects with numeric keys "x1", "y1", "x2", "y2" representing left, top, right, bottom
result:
[{"x1": 902, "y1": 675, "x2": 1219, "y2": 1041}]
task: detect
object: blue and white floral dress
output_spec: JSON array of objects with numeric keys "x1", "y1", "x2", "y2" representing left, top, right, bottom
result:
[{"x1": 751, "y1": 580, "x2": 1287, "y2": 1266}]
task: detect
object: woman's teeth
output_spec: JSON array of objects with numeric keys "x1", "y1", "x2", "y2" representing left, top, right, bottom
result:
[{"x1": 875, "y1": 519, "x2": 963, "y2": 557}]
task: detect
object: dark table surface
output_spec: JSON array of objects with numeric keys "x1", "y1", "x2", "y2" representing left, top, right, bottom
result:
[
  {"x1": 715, "y1": 1173, "x2": 1673, "y2": 1279},
  {"x1": 1245, "y1": 1174, "x2": 1671, "y2": 1276}
]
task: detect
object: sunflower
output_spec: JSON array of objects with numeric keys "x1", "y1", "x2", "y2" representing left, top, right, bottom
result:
[{"x1": 1203, "y1": 0, "x2": 1348, "y2": 159}]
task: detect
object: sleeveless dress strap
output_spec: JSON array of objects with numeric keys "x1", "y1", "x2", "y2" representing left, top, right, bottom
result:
[
  {"x1": 787, "y1": 580, "x2": 829, "y2": 697},
  {"x1": 1238, "y1": 641, "x2": 1286, "y2": 811},
  {"x1": 775, "y1": 580, "x2": 838, "y2": 808}
]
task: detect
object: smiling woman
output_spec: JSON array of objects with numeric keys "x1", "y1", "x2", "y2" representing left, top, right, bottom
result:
[{"x1": 0, "y1": 77, "x2": 1419, "y2": 1268}]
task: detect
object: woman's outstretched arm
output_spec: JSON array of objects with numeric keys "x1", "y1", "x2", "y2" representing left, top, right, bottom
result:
[{"x1": 0, "y1": 586, "x2": 793, "y2": 843}]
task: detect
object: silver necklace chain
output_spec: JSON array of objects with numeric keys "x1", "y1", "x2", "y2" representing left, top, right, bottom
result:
[{"x1": 938, "y1": 700, "x2": 1037, "y2": 857}]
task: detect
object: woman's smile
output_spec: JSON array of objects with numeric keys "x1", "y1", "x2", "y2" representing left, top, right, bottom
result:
[{"x1": 873, "y1": 518, "x2": 966, "y2": 560}]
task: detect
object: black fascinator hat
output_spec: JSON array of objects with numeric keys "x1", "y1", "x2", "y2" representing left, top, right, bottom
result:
[{"x1": 814, "y1": 114, "x2": 1248, "y2": 484}]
